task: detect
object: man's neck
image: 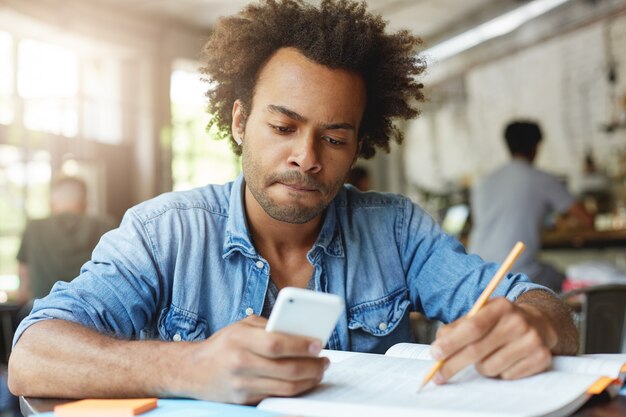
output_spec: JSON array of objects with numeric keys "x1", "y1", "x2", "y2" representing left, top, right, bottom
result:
[
  {"x1": 512, "y1": 154, "x2": 533, "y2": 164},
  {"x1": 243, "y1": 187, "x2": 322, "y2": 254}
]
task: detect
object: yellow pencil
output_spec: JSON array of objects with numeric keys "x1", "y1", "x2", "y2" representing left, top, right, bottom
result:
[{"x1": 417, "y1": 241, "x2": 526, "y2": 393}]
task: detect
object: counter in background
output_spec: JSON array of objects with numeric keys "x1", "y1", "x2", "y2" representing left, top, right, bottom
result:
[{"x1": 542, "y1": 228, "x2": 626, "y2": 250}]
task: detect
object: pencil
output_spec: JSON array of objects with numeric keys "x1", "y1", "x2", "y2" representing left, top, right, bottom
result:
[{"x1": 417, "y1": 241, "x2": 526, "y2": 393}]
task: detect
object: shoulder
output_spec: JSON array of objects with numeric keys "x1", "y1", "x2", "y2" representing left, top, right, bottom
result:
[
  {"x1": 476, "y1": 163, "x2": 512, "y2": 186},
  {"x1": 130, "y1": 182, "x2": 234, "y2": 223},
  {"x1": 529, "y1": 166, "x2": 567, "y2": 187},
  {"x1": 334, "y1": 185, "x2": 410, "y2": 210},
  {"x1": 333, "y1": 185, "x2": 430, "y2": 226},
  {"x1": 84, "y1": 213, "x2": 118, "y2": 230},
  {"x1": 22, "y1": 217, "x2": 52, "y2": 234}
]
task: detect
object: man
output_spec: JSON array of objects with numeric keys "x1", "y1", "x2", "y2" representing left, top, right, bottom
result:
[
  {"x1": 469, "y1": 121, "x2": 593, "y2": 292},
  {"x1": 9, "y1": 0, "x2": 577, "y2": 405},
  {"x1": 16, "y1": 176, "x2": 115, "y2": 305}
]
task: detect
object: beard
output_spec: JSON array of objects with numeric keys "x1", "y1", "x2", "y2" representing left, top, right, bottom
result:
[{"x1": 242, "y1": 145, "x2": 346, "y2": 224}]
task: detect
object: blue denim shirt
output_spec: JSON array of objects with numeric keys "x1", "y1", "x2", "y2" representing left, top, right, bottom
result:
[{"x1": 15, "y1": 175, "x2": 545, "y2": 354}]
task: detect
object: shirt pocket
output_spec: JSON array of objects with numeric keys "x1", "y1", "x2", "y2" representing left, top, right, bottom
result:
[
  {"x1": 347, "y1": 287, "x2": 412, "y2": 353},
  {"x1": 158, "y1": 304, "x2": 208, "y2": 342}
]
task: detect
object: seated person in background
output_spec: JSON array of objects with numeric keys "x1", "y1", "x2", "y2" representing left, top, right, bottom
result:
[
  {"x1": 16, "y1": 176, "x2": 116, "y2": 308},
  {"x1": 469, "y1": 121, "x2": 593, "y2": 292},
  {"x1": 346, "y1": 166, "x2": 371, "y2": 191},
  {"x1": 10, "y1": 1, "x2": 577, "y2": 405}
]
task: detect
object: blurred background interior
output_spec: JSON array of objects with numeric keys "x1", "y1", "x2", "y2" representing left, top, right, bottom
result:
[{"x1": 1, "y1": 0, "x2": 626, "y2": 354}]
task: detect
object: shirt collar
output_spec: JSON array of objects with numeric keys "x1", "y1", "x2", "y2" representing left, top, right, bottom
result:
[
  {"x1": 312, "y1": 192, "x2": 344, "y2": 258},
  {"x1": 223, "y1": 174, "x2": 257, "y2": 258},
  {"x1": 222, "y1": 174, "x2": 345, "y2": 259}
]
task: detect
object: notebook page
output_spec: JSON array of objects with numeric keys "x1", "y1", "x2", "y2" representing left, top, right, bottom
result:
[
  {"x1": 320, "y1": 349, "x2": 359, "y2": 363},
  {"x1": 584, "y1": 353, "x2": 626, "y2": 362},
  {"x1": 552, "y1": 356, "x2": 625, "y2": 379},
  {"x1": 259, "y1": 353, "x2": 598, "y2": 417},
  {"x1": 384, "y1": 343, "x2": 433, "y2": 360}
]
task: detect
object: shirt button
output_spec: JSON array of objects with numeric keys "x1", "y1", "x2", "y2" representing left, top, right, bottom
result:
[
  {"x1": 172, "y1": 333, "x2": 182, "y2": 342},
  {"x1": 245, "y1": 307, "x2": 254, "y2": 316},
  {"x1": 378, "y1": 322, "x2": 388, "y2": 331},
  {"x1": 255, "y1": 260, "x2": 264, "y2": 269}
]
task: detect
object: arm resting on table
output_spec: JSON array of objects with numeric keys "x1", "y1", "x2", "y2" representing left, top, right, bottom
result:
[
  {"x1": 8, "y1": 316, "x2": 327, "y2": 404},
  {"x1": 8, "y1": 319, "x2": 184, "y2": 399}
]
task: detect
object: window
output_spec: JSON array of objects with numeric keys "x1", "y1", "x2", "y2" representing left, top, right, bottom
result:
[
  {"x1": 0, "y1": 31, "x2": 127, "y2": 297},
  {"x1": 81, "y1": 58, "x2": 123, "y2": 144},
  {"x1": 18, "y1": 39, "x2": 79, "y2": 137},
  {"x1": 170, "y1": 66, "x2": 240, "y2": 190},
  {"x1": 0, "y1": 144, "x2": 50, "y2": 295},
  {"x1": 0, "y1": 31, "x2": 13, "y2": 125}
]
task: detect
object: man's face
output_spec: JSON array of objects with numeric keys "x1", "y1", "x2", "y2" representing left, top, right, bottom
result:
[{"x1": 233, "y1": 48, "x2": 367, "y2": 224}]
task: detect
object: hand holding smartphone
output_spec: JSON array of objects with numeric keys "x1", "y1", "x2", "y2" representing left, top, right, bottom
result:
[{"x1": 265, "y1": 287, "x2": 344, "y2": 347}]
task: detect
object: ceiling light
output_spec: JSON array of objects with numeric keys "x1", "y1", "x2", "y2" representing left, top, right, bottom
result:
[{"x1": 423, "y1": 0, "x2": 572, "y2": 62}]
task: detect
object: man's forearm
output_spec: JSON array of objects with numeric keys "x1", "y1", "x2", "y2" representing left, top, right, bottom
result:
[
  {"x1": 9, "y1": 316, "x2": 327, "y2": 404},
  {"x1": 516, "y1": 289, "x2": 578, "y2": 355},
  {"x1": 8, "y1": 319, "x2": 186, "y2": 399}
]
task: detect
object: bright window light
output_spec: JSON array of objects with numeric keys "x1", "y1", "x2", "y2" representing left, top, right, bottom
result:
[
  {"x1": 424, "y1": 0, "x2": 571, "y2": 62},
  {"x1": 0, "y1": 275, "x2": 19, "y2": 292},
  {"x1": 18, "y1": 39, "x2": 78, "y2": 136},
  {"x1": 170, "y1": 66, "x2": 240, "y2": 190},
  {"x1": 0, "y1": 31, "x2": 13, "y2": 125},
  {"x1": 171, "y1": 70, "x2": 205, "y2": 106},
  {"x1": 82, "y1": 58, "x2": 123, "y2": 144},
  {"x1": 18, "y1": 39, "x2": 78, "y2": 98},
  {"x1": 0, "y1": 32, "x2": 12, "y2": 96}
]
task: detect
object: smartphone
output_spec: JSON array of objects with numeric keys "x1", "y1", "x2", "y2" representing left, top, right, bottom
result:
[{"x1": 265, "y1": 287, "x2": 344, "y2": 347}]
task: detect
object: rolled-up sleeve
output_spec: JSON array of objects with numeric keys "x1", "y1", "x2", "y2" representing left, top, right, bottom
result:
[
  {"x1": 13, "y1": 208, "x2": 166, "y2": 347},
  {"x1": 401, "y1": 198, "x2": 554, "y2": 323}
]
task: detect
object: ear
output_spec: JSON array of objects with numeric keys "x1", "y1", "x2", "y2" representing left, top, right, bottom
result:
[{"x1": 231, "y1": 100, "x2": 245, "y2": 145}]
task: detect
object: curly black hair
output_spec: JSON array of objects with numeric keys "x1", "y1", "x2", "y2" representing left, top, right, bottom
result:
[
  {"x1": 201, "y1": 0, "x2": 425, "y2": 159},
  {"x1": 504, "y1": 121, "x2": 543, "y2": 158}
]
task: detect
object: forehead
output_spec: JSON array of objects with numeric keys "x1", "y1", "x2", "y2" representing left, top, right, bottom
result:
[{"x1": 251, "y1": 48, "x2": 366, "y2": 123}]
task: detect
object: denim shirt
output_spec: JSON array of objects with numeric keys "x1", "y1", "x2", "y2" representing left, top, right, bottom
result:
[{"x1": 15, "y1": 175, "x2": 545, "y2": 354}]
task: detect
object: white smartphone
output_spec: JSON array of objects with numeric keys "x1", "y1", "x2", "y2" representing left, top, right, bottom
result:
[{"x1": 265, "y1": 287, "x2": 344, "y2": 347}]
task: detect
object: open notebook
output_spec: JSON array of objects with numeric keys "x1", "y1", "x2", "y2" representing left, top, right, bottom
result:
[{"x1": 258, "y1": 343, "x2": 626, "y2": 417}]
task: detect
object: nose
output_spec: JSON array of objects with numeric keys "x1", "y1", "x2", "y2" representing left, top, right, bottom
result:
[{"x1": 287, "y1": 132, "x2": 322, "y2": 174}]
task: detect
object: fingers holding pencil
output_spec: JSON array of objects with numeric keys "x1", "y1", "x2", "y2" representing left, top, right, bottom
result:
[
  {"x1": 429, "y1": 298, "x2": 547, "y2": 384},
  {"x1": 418, "y1": 241, "x2": 526, "y2": 392}
]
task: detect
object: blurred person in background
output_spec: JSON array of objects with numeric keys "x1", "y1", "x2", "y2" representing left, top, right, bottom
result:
[
  {"x1": 469, "y1": 120, "x2": 593, "y2": 292},
  {"x1": 16, "y1": 176, "x2": 116, "y2": 312}
]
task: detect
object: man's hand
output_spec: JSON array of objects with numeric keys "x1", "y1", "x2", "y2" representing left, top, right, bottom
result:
[
  {"x1": 429, "y1": 292, "x2": 575, "y2": 384},
  {"x1": 174, "y1": 315, "x2": 328, "y2": 404}
]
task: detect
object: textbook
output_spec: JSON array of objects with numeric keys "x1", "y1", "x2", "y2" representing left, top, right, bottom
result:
[{"x1": 257, "y1": 343, "x2": 626, "y2": 417}]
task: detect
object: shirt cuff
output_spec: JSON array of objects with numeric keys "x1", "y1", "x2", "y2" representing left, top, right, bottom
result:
[{"x1": 505, "y1": 280, "x2": 557, "y2": 302}]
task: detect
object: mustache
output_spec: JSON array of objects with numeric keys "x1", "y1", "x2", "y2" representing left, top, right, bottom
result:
[{"x1": 267, "y1": 171, "x2": 327, "y2": 193}]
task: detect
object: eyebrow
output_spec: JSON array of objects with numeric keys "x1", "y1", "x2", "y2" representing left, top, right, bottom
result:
[{"x1": 267, "y1": 104, "x2": 355, "y2": 131}]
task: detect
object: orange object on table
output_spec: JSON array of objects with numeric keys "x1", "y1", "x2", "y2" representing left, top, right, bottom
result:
[{"x1": 54, "y1": 398, "x2": 157, "y2": 417}]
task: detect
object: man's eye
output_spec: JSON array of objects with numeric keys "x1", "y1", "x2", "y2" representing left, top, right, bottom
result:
[
  {"x1": 269, "y1": 124, "x2": 293, "y2": 134},
  {"x1": 322, "y1": 136, "x2": 345, "y2": 146}
]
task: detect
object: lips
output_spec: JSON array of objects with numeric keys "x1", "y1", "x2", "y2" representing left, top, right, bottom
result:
[{"x1": 279, "y1": 182, "x2": 318, "y2": 192}]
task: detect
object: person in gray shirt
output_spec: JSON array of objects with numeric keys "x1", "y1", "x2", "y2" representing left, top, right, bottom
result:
[{"x1": 469, "y1": 121, "x2": 593, "y2": 291}]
